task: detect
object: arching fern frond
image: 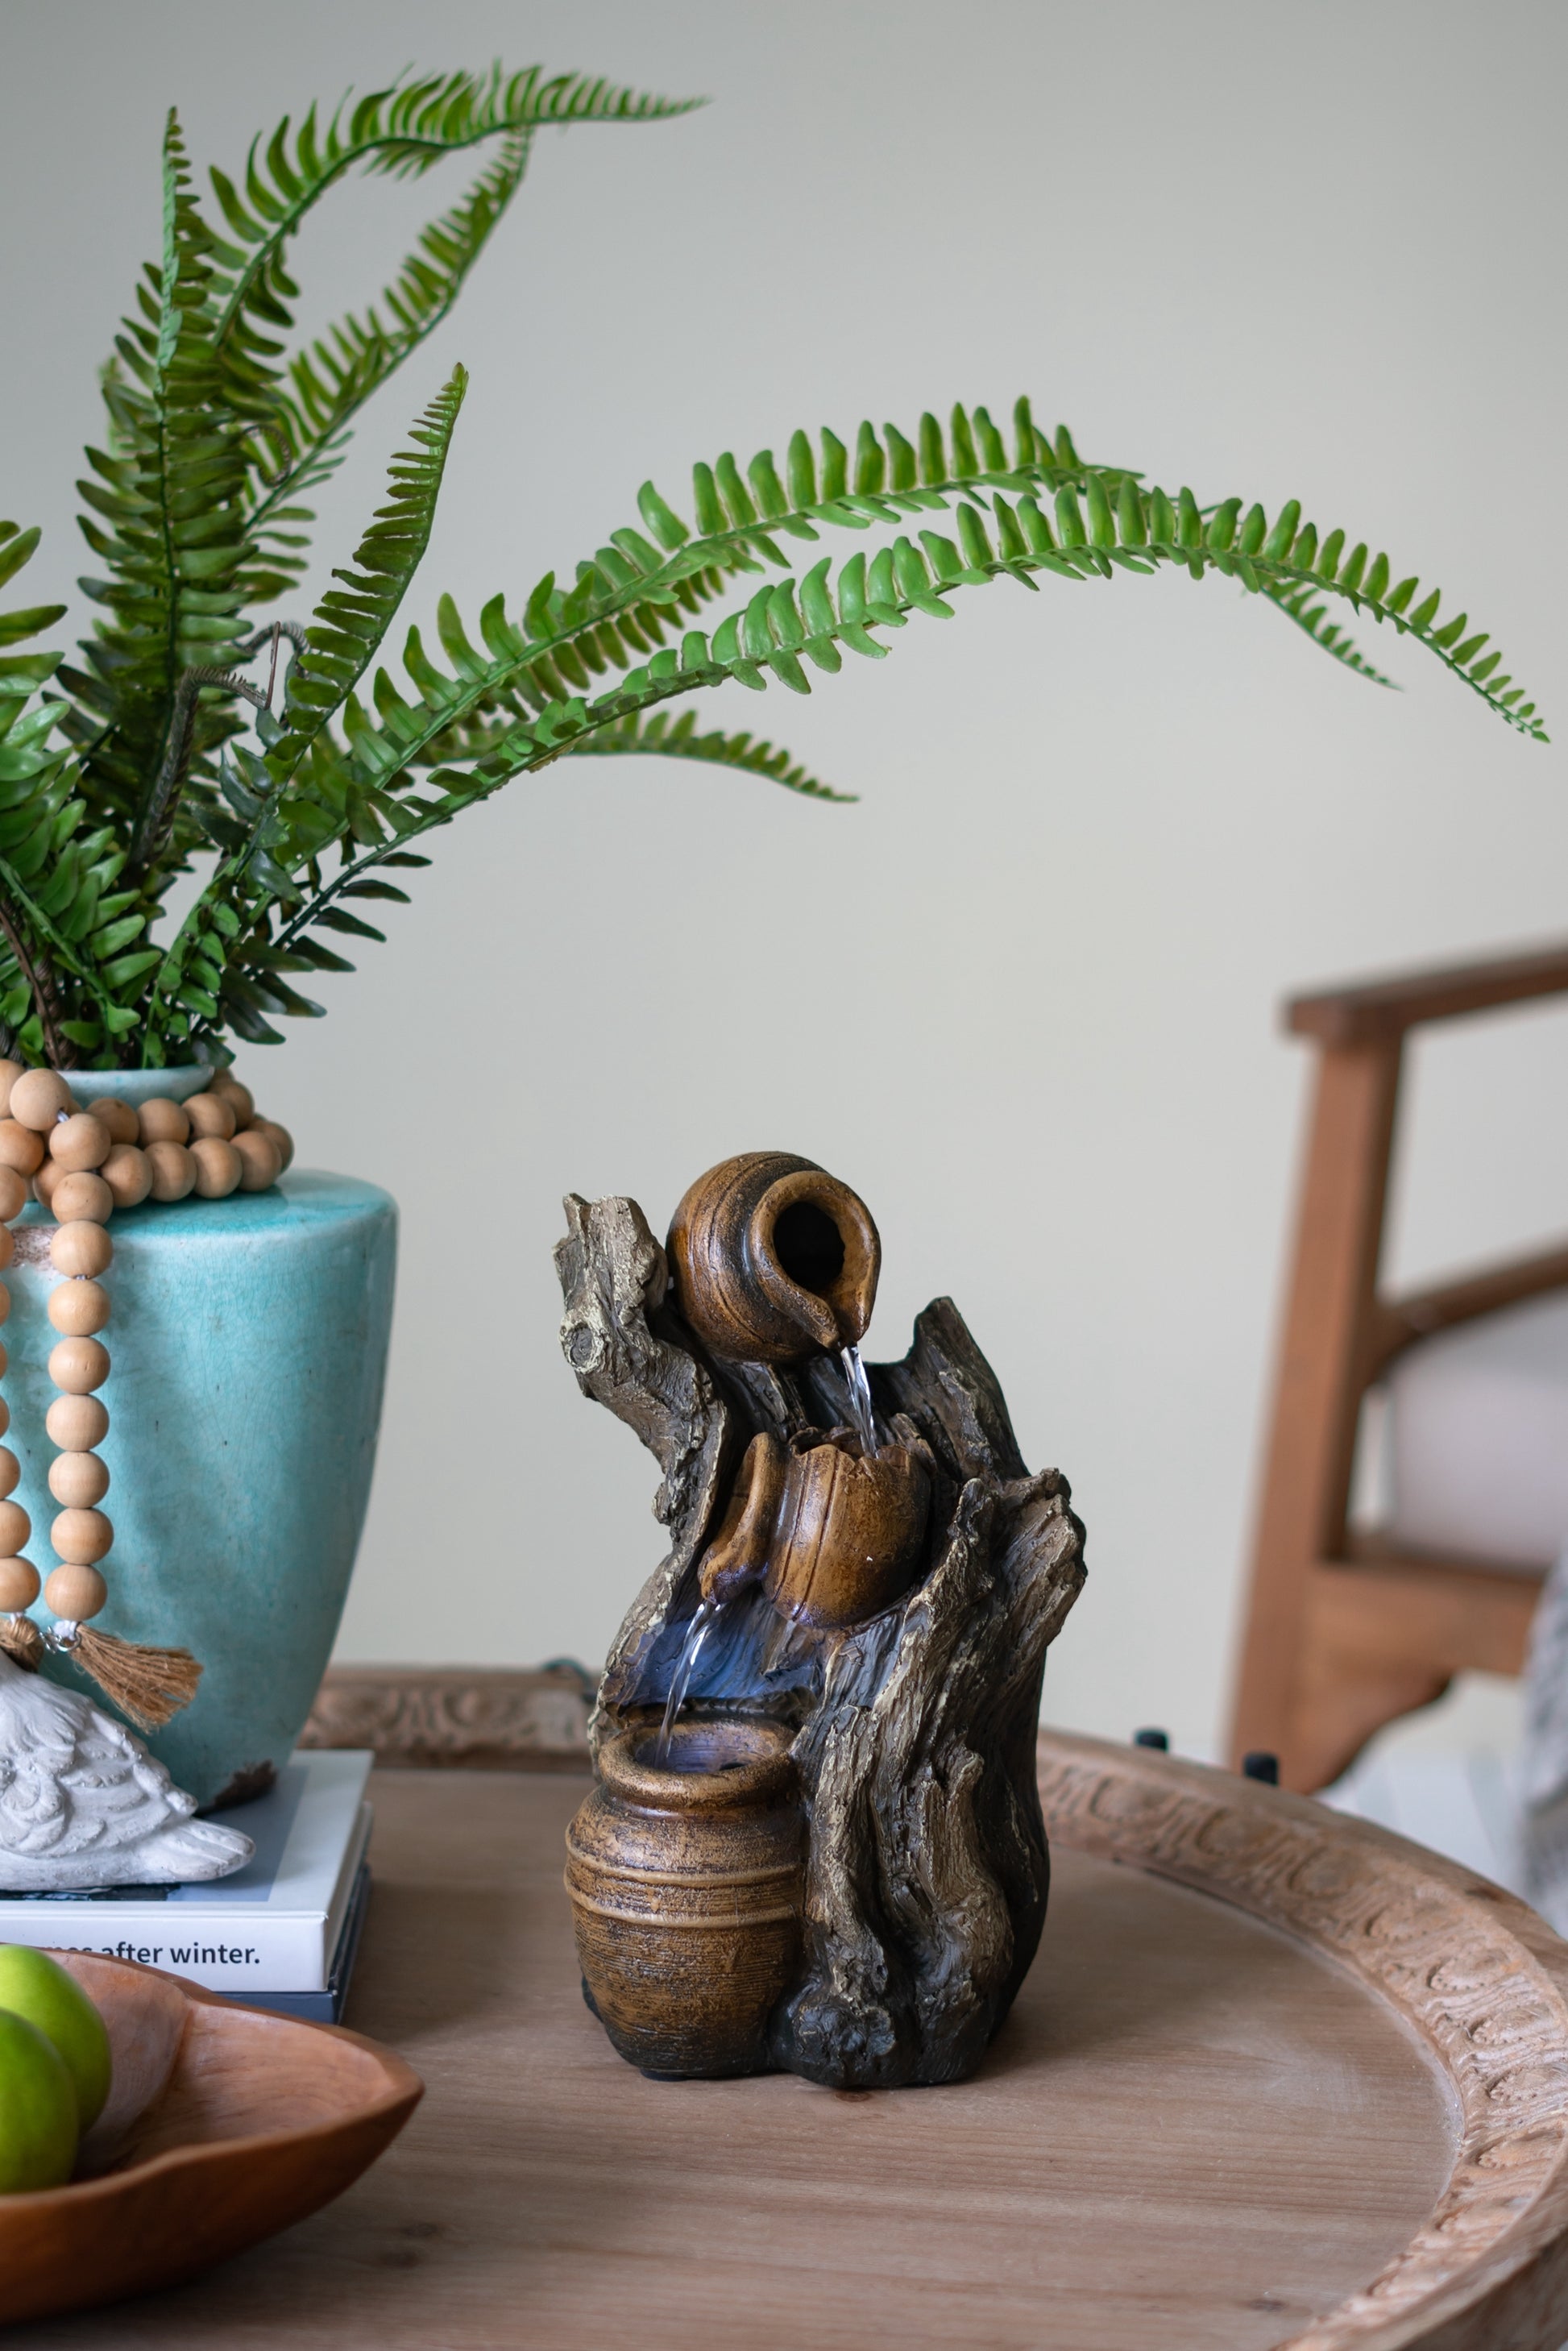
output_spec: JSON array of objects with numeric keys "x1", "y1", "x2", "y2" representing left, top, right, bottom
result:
[
  {"x1": 251, "y1": 134, "x2": 530, "y2": 535},
  {"x1": 206, "y1": 67, "x2": 700, "y2": 384},
  {"x1": 327, "y1": 400, "x2": 1544, "y2": 830},
  {"x1": 563, "y1": 709, "x2": 852, "y2": 801}
]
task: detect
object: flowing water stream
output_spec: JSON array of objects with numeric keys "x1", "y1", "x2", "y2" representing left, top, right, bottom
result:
[
  {"x1": 653, "y1": 1599, "x2": 720, "y2": 1766},
  {"x1": 841, "y1": 1342, "x2": 879, "y2": 1456}
]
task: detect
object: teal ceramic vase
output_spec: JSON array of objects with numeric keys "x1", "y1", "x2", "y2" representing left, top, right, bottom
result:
[{"x1": 6, "y1": 1072, "x2": 396, "y2": 1808}]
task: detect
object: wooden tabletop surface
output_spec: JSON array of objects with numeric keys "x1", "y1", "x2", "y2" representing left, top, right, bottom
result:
[{"x1": 18, "y1": 1762, "x2": 1471, "y2": 2351}]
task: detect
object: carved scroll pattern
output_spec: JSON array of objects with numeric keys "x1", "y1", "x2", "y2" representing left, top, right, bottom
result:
[
  {"x1": 301, "y1": 1668, "x2": 593, "y2": 1770},
  {"x1": 1038, "y1": 1730, "x2": 1568, "y2": 2351}
]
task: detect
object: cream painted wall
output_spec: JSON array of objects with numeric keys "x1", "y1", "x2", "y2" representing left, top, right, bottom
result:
[{"x1": 2, "y1": 0, "x2": 1564, "y2": 1758}]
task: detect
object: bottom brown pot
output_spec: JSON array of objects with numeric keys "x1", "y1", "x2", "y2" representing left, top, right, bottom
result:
[{"x1": 566, "y1": 1715, "x2": 805, "y2": 2078}]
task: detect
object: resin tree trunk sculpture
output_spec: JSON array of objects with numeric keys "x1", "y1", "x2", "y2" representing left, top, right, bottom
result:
[{"x1": 556, "y1": 1161, "x2": 1085, "y2": 2089}]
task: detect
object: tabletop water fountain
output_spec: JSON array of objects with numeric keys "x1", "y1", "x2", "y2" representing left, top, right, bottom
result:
[{"x1": 557, "y1": 1153, "x2": 1085, "y2": 2090}]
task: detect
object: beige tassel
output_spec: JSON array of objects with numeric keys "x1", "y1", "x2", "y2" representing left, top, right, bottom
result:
[
  {"x1": 0, "y1": 1615, "x2": 42, "y2": 1672},
  {"x1": 56, "y1": 1626, "x2": 203, "y2": 1730}
]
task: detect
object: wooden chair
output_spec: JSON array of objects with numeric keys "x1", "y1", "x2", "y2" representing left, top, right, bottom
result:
[{"x1": 1230, "y1": 939, "x2": 1568, "y2": 1792}]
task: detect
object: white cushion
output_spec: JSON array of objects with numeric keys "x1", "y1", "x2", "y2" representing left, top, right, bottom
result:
[{"x1": 1386, "y1": 1289, "x2": 1568, "y2": 1570}]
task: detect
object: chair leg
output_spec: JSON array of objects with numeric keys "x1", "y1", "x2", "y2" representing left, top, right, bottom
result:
[
  {"x1": 1289, "y1": 1651, "x2": 1451, "y2": 1792},
  {"x1": 1230, "y1": 1041, "x2": 1404, "y2": 1788}
]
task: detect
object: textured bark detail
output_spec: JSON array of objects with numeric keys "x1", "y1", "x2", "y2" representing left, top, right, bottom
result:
[
  {"x1": 554, "y1": 1194, "x2": 741, "y2": 1748},
  {"x1": 556, "y1": 1198, "x2": 1086, "y2": 2086}
]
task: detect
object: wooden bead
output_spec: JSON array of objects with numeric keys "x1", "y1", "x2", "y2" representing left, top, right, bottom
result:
[
  {"x1": 0, "y1": 1168, "x2": 24, "y2": 1224},
  {"x1": 0, "y1": 1449, "x2": 19, "y2": 1501},
  {"x1": 0, "y1": 1282, "x2": 10, "y2": 1327},
  {"x1": 137, "y1": 1098, "x2": 189, "y2": 1146},
  {"x1": 50, "y1": 1220, "x2": 112, "y2": 1278},
  {"x1": 0, "y1": 1061, "x2": 23, "y2": 1119},
  {"x1": 185, "y1": 1091, "x2": 237, "y2": 1141},
  {"x1": 190, "y1": 1136, "x2": 242, "y2": 1198},
  {"x1": 144, "y1": 1140, "x2": 194, "y2": 1202},
  {"x1": 44, "y1": 1564, "x2": 106, "y2": 1622},
  {"x1": 48, "y1": 1452, "x2": 109, "y2": 1508},
  {"x1": 0, "y1": 1119, "x2": 44, "y2": 1177},
  {"x1": 8, "y1": 1070, "x2": 73, "y2": 1131},
  {"x1": 85, "y1": 1098, "x2": 139, "y2": 1146},
  {"x1": 0, "y1": 1230, "x2": 11, "y2": 1274},
  {"x1": 256, "y1": 1118, "x2": 295, "y2": 1173},
  {"x1": 100, "y1": 1142, "x2": 152, "y2": 1208},
  {"x1": 0, "y1": 1342, "x2": 8, "y2": 1380},
  {"x1": 48, "y1": 1279, "x2": 109, "y2": 1337},
  {"x1": 51, "y1": 1506, "x2": 112, "y2": 1565},
  {"x1": 0, "y1": 1398, "x2": 10, "y2": 1440},
  {"x1": 210, "y1": 1072, "x2": 255, "y2": 1126},
  {"x1": 231, "y1": 1128, "x2": 281, "y2": 1191},
  {"x1": 48, "y1": 1112, "x2": 111, "y2": 1171},
  {"x1": 0, "y1": 1557, "x2": 38, "y2": 1611},
  {"x1": 48, "y1": 1336, "x2": 110, "y2": 1394},
  {"x1": 46, "y1": 1393, "x2": 107, "y2": 1450},
  {"x1": 32, "y1": 1157, "x2": 60, "y2": 1211},
  {"x1": 0, "y1": 1501, "x2": 30, "y2": 1556},
  {"x1": 50, "y1": 1169, "x2": 114, "y2": 1224}
]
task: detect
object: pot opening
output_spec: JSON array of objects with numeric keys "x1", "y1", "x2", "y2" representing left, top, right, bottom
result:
[
  {"x1": 770, "y1": 1199, "x2": 845, "y2": 1298},
  {"x1": 631, "y1": 1718, "x2": 780, "y2": 1777}
]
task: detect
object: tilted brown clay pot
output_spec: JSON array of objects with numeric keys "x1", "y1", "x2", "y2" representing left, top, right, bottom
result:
[
  {"x1": 700, "y1": 1429, "x2": 931, "y2": 1630},
  {"x1": 666, "y1": 1151, "x2": 880, "y2": 1364},
  {"x1": 566, "y1": 1716, "x2": 805, "y2": 2078}
]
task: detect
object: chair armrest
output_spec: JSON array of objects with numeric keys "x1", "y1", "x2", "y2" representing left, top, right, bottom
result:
[{"x1": 1287, "y1": 937, "x2": 1568, "y2": 1046}]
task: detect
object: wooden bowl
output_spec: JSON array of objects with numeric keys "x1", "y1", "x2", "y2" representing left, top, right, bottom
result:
[{"x1": 0, "y1": 1950, "x2": 421, "y2": 2325}]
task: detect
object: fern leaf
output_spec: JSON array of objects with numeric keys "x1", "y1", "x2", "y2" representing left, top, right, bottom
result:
[
  {"x1": 563, "y1": 708, "x2": 852, "y2": 800},
  {"x1": 250, "y1": 133, "x2": 532, "y2": 533},
  {"x1": 263, "y1": 366, "x2": 467, "y2": 791},
  {"x1": 0, "y1": 523, "x2": 65, "y2": 695},
  {"x1": 208, "y1": 68, "x2": 699, "y2": 390},
  {"x1": 66, "y1": 114, "x2": 254, "y2": 841},
  {"x1": 139, "y1": 367, "x2": 467, "y2": 1057},
  {"x1": 326, "y1": 401, "x2": 1545, "y2": 847},
  {"x1": 1264, "y1": 584, "x2": 1398, "y2": 688}
]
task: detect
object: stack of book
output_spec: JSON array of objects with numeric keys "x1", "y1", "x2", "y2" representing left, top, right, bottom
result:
[{"x1": 0, "y1": 1750, "x2": 373, "y2": 2021}]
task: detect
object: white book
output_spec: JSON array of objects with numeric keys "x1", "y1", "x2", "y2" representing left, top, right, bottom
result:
[{"x1": 0, "y1": 1751, "x2": 373, "y2": 1994}]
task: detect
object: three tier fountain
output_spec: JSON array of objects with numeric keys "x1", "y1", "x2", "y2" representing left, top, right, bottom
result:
[{"x1": 557, "y1": 1152, "x2": 1085, "y2": 2090}]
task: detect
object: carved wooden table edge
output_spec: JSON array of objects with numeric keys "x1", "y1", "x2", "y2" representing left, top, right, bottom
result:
[
  {"x1": 1037, "y1": 1728, "x2": 1568, "y2": 2351},
  {"x1": 301, "y1": 1663, "x2": 595, "y2": 1771}
]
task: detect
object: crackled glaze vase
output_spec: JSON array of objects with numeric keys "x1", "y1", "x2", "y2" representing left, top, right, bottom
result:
[{"x1": 6, "y1": 1068, "x2": 396, "y2": 1811}]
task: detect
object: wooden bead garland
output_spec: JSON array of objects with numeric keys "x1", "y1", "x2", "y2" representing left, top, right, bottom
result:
[{"x1": 0, "y1": 1061, "x2": 294, "y2": 1728}]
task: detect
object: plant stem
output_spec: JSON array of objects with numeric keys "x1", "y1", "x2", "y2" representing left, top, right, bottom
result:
[
  {"x1": 130, "y1": 666, "x2": 266, "y2": 878},
  {"x1": 0, "y1": 894, "x2": 73, "y2": 1070}
]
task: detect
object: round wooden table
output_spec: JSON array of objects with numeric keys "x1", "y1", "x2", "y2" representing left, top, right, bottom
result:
[{"x1": 30, "y1": 1733, "x2": 1568, "y2": 2350}]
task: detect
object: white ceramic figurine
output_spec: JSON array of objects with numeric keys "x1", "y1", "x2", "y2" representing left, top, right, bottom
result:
[{"x1": 0, "y1": 1650, "x2": 252, "y2": 1889}]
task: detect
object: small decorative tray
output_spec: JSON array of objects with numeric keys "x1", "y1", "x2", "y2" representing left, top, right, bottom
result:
[{"x1": 0, "y1": 1950, "x2": 421, "y2": 2326}]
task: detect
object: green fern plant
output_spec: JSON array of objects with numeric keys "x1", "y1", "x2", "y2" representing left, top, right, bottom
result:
[{"x1": 2, "y1": 65, "x2": 1546, "y2": 1070}]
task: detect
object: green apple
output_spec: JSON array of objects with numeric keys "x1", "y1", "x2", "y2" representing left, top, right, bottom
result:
[
  {"x1": 0, "y1": 1948, "x2": 111, "y2": 2130},
  {"x1": 0, "y1": 2009, "x2": 77, "y2": 2191}
]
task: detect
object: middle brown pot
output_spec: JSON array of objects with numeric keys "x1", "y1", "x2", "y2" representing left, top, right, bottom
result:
[
  {"x1": 566, "y1": 1716, "x2": 805, "y2": 2078},
  {"x1": 700, "y1": 1430, "x2": 930, "y2": 1630}
]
